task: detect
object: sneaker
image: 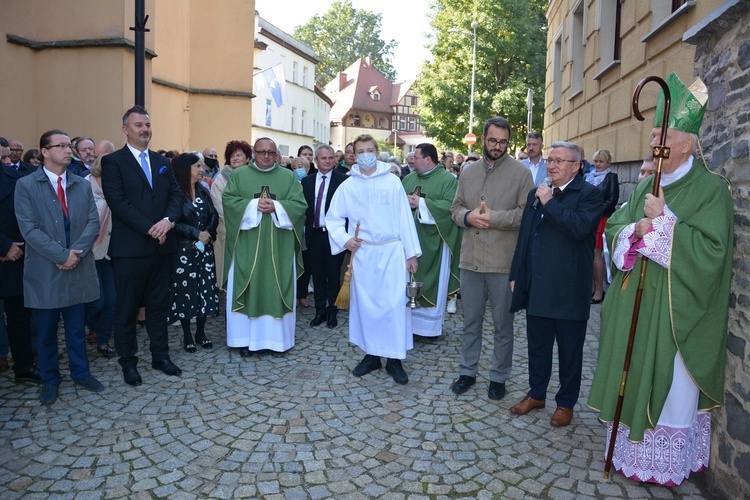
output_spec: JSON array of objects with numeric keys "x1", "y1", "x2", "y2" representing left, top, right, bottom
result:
[
  {"x1": 75, "y1": 376, "x2": 105, "y2": 392},
  {"x1": 385, "y1": 358, "x2": 408, "y2": 385},
  {"x1": 446, "y1": 295, "x2": 457, "y2": 314},
  {"x1": 352, "y1": 354, "x2": 382, "y2": 377}
]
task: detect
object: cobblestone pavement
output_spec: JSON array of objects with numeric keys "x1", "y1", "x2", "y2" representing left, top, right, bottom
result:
[{"x1": 0, "y1": 299, "x2": 712, "y2": 499}]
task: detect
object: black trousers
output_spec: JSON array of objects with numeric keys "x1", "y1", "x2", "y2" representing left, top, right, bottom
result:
[
  {"x1": 2, "y1": 294, "x2": 34, "y2": 374},
  {"x1": 526, "y1": 314, "x2": 587, "y2": 408},
  {"x1": 112, "y1": 253, "x2": 173, "y2": 368},
  {"x1": 307, "y1": 228, "x2": 345, "y2": 314}
]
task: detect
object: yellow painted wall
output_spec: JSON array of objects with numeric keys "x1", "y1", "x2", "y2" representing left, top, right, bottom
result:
[
  {"x1": 0, "y1": 0, "x2": 254, "y2": 152},
  {"x1": 544, "y1": 0, "x2": 722, "y2": 164}
]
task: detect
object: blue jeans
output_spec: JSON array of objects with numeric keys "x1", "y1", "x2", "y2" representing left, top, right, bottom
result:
[
  {"x1": 35, "y1": 304, "x2": 90, "y2": 386},
  {"x1": 85, "y1": 259, "x2": 116, "y2": 346}
]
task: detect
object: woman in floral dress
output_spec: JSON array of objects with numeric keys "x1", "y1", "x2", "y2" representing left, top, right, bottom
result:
[{"x1": 168, "y1": 153, "x2": 219, "y2": 352}]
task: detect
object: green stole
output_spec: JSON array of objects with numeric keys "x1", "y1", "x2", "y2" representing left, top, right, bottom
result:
[
  {"x1": 402, "y1": 167, "x2": 462, "y2": 306},
  {"x1": 588, "y1": 159, "x2": 733, "y2": 441},
  {"x1": 222, "y1": 163, "x2": 307, "y2": 319}
]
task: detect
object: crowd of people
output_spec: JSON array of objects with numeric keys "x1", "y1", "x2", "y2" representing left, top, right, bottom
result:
[{"x1": 0, "y1": 72, "x2": 733, "y2": 488}]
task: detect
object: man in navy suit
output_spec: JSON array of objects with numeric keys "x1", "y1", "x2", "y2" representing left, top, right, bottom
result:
[
  {"x1": 0, "y1": 147, "x2": 40, "y2": 385},
  {"x1": 301, "y1": 145, "x2": 347, "y2": 328},
  {"x1": 101, "y1": 105, "x2": 183, "y2": 386},
  {"x1": 508, "y1": 141, "x2": 602, "y2": 427}
]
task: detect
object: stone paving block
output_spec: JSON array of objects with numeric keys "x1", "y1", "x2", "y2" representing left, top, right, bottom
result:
[{"x1": 0, "y1": 306, "x2": 716, "y2": 498}]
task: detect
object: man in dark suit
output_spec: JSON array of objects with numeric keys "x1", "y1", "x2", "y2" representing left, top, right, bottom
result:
[
  {"x1": 301, "y1": 145, "x2": 347, "y2": 328},
  {"x1": 7, "y1": 139, "x2": 37, "y2": 175},
  {"x1": 0, "y1": 149, "x2": 41, "y2": 385},
  {"x1": 101, "y1": 105, "x2": 183, "y2": 386},
  {"x1": 508, "y1": 141, "x2": 602, "y2": 427}
]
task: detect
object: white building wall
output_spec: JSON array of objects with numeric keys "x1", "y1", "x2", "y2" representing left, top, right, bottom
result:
[{"x1": 252, "y1": 19, "x2": 330, "y2": 157}]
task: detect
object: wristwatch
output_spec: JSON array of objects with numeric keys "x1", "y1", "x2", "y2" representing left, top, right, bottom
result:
[{"x1": 163, "y1": 216, "x2": 175, "y2": 228}]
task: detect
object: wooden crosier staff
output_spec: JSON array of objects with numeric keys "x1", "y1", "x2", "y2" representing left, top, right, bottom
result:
[
  {"x1": 603, "y1": 76, "x2": 671, "y2": 479},
  {"x1": 334, "y1": 221, "x2": 361, "y2": 308}
]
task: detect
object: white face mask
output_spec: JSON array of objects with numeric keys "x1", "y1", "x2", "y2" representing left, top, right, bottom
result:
[{"x1": 356, "y1": 152, "x2": 378, "y2": 169}]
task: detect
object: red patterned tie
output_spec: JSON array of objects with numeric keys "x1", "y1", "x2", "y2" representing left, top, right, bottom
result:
[{"x1": 57, "y1": 177, "x2": 68, "y2": 218}]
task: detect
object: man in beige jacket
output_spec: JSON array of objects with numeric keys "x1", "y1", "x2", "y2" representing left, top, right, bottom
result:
[{"x1": 449, "y1": 116, "x2": 534, "y2": 401}]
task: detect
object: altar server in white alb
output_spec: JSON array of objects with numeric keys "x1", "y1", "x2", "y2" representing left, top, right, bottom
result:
[{"x1": 326, "y1": 134, "x2": 421, "y2": 385}]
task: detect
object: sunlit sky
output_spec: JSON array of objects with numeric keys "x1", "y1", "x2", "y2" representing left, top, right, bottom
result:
[{"x1": 254, "y1": 0, "x2": 434, "y2": 82}]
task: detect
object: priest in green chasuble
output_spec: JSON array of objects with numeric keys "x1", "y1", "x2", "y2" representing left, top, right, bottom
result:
[
  {"x1": 222, "y1": 137, "x2": 306, "y2": 356},
  {"x1": 588, "y1": 73, "x2": 733, "y2": 486},
  {"x1": 402, "y1": 143, "x2": 461, "y2": 337}
]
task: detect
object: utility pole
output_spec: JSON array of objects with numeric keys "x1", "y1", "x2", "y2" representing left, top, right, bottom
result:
[{"x1": 130, "y1": 0, "x2": 150, "y2": 106}]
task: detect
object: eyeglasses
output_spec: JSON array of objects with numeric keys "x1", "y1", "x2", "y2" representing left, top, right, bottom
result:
[
  {"x1": 254, "y1": 150, "x2": 276, "y2": 156},
  {"x1": 45, "y1": 143, "x2": 73, "y2": 150},
  {"x1": 485, "y1": 138, "x2": 509, "y2": 147},
  {"x1": 9, "y1": 148, "x2": 23, "y2": 153},
  {"x1": 548, "y1": 158, "x2": 579, "y2": 165}
]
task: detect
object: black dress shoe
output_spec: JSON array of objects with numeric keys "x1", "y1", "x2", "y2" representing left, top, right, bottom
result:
[
  {"x1": 451, "y1": 375, "x2": 476, "y2": 395},
  {"x1": 488, "y1": 381, "x2": 507, "y2": 401},
  {"x1": 122, "y1": 366, "x2": 143, "y2": 386},
  {"x1": 310, "y1": 313, "x2": 327, "y2": 327},
  {"x1": 198, "y1": 339, "x2": 213, "y2": 349},
  {"x1": 184, "y1": 343, "x2": 197, "y2": 353},
  {"x1": 326, "y1": 315, "x2": 338, "y2": 328},
  {"x1": 97, "y1": 345, "x2": 117, "y2": 358},
  {"x1": 239, "y1": 347, "x2": 251, "y2": 358},
  {"x1": 14, "y1": 367, "x2": 42, "y2": 384},
  {"x1": 385, "y1": 358, "x2": 408, "y2": 385},
  {"x1": 151, "y1": 359, "x2": 182, "y2": 376},
  {"x1": 352, "y1": 354, "x2": 382, "y2": 377}
]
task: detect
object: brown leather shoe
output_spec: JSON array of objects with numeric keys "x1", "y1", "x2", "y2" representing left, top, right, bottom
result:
[
  {"x1": 86, "y1": 329, "x2": 98, "y2": 345},
  {"x1": 509, "y1": 396, "x2": 545, "y2": 415},
  {"x1": 550, "y1": 407, "x2": 573, "y2": 427}
]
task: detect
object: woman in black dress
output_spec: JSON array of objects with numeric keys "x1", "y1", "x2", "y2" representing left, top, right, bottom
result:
[{"x1": 169, "y1": 153, "x2": 219, "y2": 352}]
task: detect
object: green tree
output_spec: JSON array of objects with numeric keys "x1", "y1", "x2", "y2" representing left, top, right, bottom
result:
[
  {"x1": 294, "y1": 1, "x2": 397, "y2": 86},
  {"x1": 416, "y1": 0, "x2": 547, "y2": 151}
]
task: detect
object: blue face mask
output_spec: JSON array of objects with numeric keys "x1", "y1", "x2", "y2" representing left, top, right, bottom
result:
[
  {"x1": 356, "y1": 152, "x2": 378, "y2": 169},
  {"x1": 294, "y1": 168, "x2": 307, "y2": 180}
]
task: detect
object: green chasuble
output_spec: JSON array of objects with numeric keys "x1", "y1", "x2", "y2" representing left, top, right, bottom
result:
[
  {"x1": 588, "y1": 159, "x2": 733, "y2": 441},
  {"x1": 222, "y1": 164, "x2": 307, "y2": 319},
  {"x1": 402, "y1": 167, "x2": 462, "y2": 307}
]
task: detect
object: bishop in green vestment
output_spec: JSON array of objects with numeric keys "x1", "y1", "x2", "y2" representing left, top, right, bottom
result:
[
  {"x1": 588, "y1": 73, "x2": 733, "y2": 486},
  {"x1": 222, "y1": 137, "x2": 306, "y2": 353},
  {"x1": 402, "y1": 143, "x2": 462, "y2": 337}
]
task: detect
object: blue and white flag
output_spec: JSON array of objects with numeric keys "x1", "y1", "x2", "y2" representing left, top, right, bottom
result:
[{"x1": 262, "y1": 64, "x2": 288, "y2": 108}]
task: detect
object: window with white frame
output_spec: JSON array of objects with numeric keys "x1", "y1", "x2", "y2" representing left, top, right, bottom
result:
[
  {"x1": 301, "y1": 110, "x2": 306, "y2": 134},
  {"x1": 293, "y1": 62, "x2": 298, "y2": 84},
  {"x1": 291, "y1": 107, "x2": 296, "y2": 132}
]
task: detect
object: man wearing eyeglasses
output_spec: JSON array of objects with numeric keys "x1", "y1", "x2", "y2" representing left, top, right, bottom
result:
[
  {"x1": 222, "y1": 137, "x2": 306, "y2": 356},
  {"x1": 508, "y1": 141, "x2": 601, "y2": 427},
  {"x1": 7, "y1": 139, "x2": 36, "y2": 175},
  {"x1": 449, "y1": 116, "x2": 534, "y2": 401},
  {"x1": 14, "y1": 129, "x2": 103, "y2": 404}
]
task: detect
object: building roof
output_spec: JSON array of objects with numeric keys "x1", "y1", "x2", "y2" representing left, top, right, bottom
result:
[
  {"x1": 324, "y1": 57, "x2": 397, "y2": 121},
  {"x1": 257, "y1": 15, "x2": 318, "y2": 64}
]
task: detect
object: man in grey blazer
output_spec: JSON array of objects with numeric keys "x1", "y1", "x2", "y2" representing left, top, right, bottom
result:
[{"x1": 14, "y1": 129, "x2": 103, "y2": 405}]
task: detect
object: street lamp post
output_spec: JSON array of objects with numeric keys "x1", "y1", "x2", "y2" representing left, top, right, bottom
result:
[{"x1": 449, "y1": 21, "x2": 478, "y2": 154}]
